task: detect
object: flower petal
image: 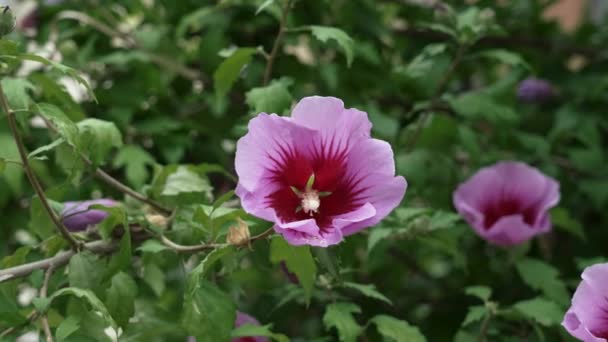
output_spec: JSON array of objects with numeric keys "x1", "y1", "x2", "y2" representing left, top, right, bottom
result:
[
  {"x1": 275, "y1": 218, "x2": 343, "y2": 247},
  {"x1": 235, "y1": 113, "x2": 317, "y2": 192},
  {"x1": 291, "y1": 96, "x2": 372, "y2": 155},
  {"x1": 562, "y1": 310, "x2": 607, "y2": 342},
  {"x1": 483, "y1": 214, "x2": 544, "y2": 246}
]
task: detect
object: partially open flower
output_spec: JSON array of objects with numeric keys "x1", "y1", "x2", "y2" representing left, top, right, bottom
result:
[
  {"x1": 61, "y1": 199, "x2": 118, "y2": 232},
  {"x1": 235, "y1": 96, "x2": 407, "y2": 247},
  {"x1": 453, "y1": 161, "x2": 560, "y2": 246},
  {"x1": 563, "y1": 263, "x2": 608, "y2": 342}
]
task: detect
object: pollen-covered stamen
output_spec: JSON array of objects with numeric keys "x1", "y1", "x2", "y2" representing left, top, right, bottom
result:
[{"x1": 301, "y1": 190, "x2": 321, "y2": 216}]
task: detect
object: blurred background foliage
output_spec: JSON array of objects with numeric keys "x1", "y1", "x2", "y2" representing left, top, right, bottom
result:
[{"x1": 0, "y1": 0, "x2": 607, "y2": 341}]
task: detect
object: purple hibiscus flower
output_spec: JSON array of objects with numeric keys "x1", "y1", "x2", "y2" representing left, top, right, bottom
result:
[
  {"x1": 563, "y1": 263, "x2": 608, "y2": 341},
  {"x1": 453, "y1": 161, "x2": 560, "y2": 246},
  {"x1": 235, "y1": 96, "x2": 407, "y2": 247},
  {"x1": 61, "y1": 198, "x2": 118, "y2": 232}
]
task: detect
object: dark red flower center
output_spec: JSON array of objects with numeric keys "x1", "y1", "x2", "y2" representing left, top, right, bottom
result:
[
  {"x1": 483, "y1": 197, "x2": 536, "y2": 230},
  {"x1": 265, "y1": 141, "x2": 366, "y2": 231}
]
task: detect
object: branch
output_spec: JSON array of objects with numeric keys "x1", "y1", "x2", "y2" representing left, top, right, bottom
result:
[
  {"x1": 262, "y1": 0, "x2": 293, "y2": 85},
  {"x1": 40, "y1": 266, "x2": 54, "y2": 342},
  {"x1": 0, "y1": 228, "x2": 275, "y2": 284},
  {"x1": 0, "y1": 240, "x2": 116, "y2": 283},
  {"x1": 160, "y1": 227, "x2": 275, "y2": 253},
  {"x1": 0, "y1": 82, "x2": 81, "y2": 250}
]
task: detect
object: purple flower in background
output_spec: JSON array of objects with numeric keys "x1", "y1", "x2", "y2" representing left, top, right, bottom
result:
[
  {"x1": 562, "y1": 263, "x2": 608, "y2": 341},
  {"x1": 61, "y1": 199, "x2": 118, "y2": 232},
  {"x1": 453, "y1": 161, "x2": 560, "y2": 246},
  {"x1": 235, "y1": 96, "x2": 407, "y2": 247},
  {"x1": 517, "y1": 78, "x2": 555, "y2": 103}
]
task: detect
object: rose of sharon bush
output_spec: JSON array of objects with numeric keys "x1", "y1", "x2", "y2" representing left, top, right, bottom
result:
[
  {"x1": 61, "y1": 199, "x2": 118, "y2": 231},
  {"x1": 563, "y1": 263, "x2": 608, "y2": 342},
  {"x1": 235, "y1": 96, "x2": 407, "y2": 247},
  {"x1": 453, "y1": 161, "x2": 559, "y2": 246}
]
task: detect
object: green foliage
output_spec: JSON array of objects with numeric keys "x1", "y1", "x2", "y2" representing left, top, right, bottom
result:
[
  {"x1": 0, "y1": 1, "x2": 606, "y2": 341},
  {"x1": 323, "y1": 302, "x2": 362, "y2": 342},
  {"x1": 270, "y1": 237, "x2": 316, "y2": 303}
]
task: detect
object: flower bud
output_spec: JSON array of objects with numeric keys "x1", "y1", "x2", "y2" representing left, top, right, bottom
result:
[{"x1": 226, "y1": 218, "x2": 250, "y2": 247}]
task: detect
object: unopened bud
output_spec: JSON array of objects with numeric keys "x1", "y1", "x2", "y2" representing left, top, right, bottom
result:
[
  {"x1": 146, "y1": 213, "x2": 168, "y2": 228},
  {"x1": 226, "y1": 218, "x2": 250, "y2": 247}
]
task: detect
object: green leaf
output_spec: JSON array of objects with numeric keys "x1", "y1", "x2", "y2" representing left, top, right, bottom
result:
[
  {"x1": 182, "y1": 280, "x2": 236, "y2": 341},
  {"x1": 136, "y1": 240, "x2": 168, "y2": 254},
  {"x1": 231, "y1": 323, "x2": 289, "y2": 342},
  {"x1": 28, "y1": 138, "x2": 65, "y2": 159},
  {"x1": 465, "y1": 286, "x2": 492, "y2": 302},
  {"x1": 4, "y1": 53, "x2": 96, "y2": 101},
  {"x1": 245, "y1": 78, "x2": 293, "y2": 114},
  {"x1": 56, "y1": 315, "x2": 81, "y2": 342},
  {"x1": 270, "y1": 237, "x2": 316, "y2": 303},
  {"x1": 462, "y1": 305, "x2": 487, "y2": 326},
  {"x1": 175, "y1": 7, "x2": 214, "y2": 39},
  {"x1": 323, "y1": 303, "x2": 362, "y2": 342},
  {"x1": 32, "y1": 297, "x2": 52, "y2": 311},
  {"x1": 143, "y1": 262, "x2": 165, "y2": 297},
  {"x1": 255, "y1": 0, "x2": 276, "y2": 15},
  {"x1": 90, "y1": 204, "x2": 127, "y2": 240},
  {"x1": 370, "y1": 315, "x2": 426, "y2": 342},
  {"x1": 212, "y1": 190, "x2": 235, "y2": 211},
  {"x1": 214, "y1": 47, "x2": 258, "y2": 98},
  {"x1": 428, "y1": 211, "x2": 461, "y2": 231},
  {"x1": 113, "y1": 145, "x2": 155, "y2": 189},
  {"x1": 310, "y1": 26, "x2": 355, "y2": 66},
  {"x1": 50, "y1": 287, "x2": 117, "y2": 329},
  {"x1": 0, "y1": 158, "x2": 5, "y2": 173},
  {"x1": 476, "y1": 49, "x2": 531, "y2": 70},
  {"x1": 447, "y1": 92, "x2": 519, "y2": 124},
  {"x1": 186, "y1": 245, "x2": 235, "y2": 289},
  {"x1": 513, "y1": 297, "x2": 563, "y2": 327},
  {"x1": 515, "y1": 258, "x2": 570, "y2": 307},
  {"x1": 402, "y1": 43, "x2": 448, "y2": 79},
  {"x1": 29, "y1": 196, "x2": 57, "y2": 239},
  {"x1": 1, "y1": 77, "x2": 34, "y2": 109},
  {"x1": 106, "y1": 272, "x2": 137, "y2": 328},
  {"x1": 76, "y1": 118, "x2": 123, "y2": 166},
  {"x1": 35, "y1": 103, "x2": 79, "y2": 147},
  {"x1": 161, "y1": 165, "x2": 213, "y2": 198},
  {"x1": 341, "y1": 282, "x2": 392, "y2": 305},
  {"x1": 551, "y1": 207, "x2": 586, "y2": 241},
  {"x1": 0, "y1": 291, "x2": 26, "y2": 325},
  {"x1": 68, "y1": 252, "x2": 105, "y2": 293}
]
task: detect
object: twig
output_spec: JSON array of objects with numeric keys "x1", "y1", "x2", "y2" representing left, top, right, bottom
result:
[
  {"x1": 0, "y1": 82, "x2": 81, "y2": 250},
  {"x1": 405, "y1": 44, "x2": 466, "y2": 150},
  {"x1": 94, "y1": 169, "x2": 171, "y2": 215},
  {"x1": 40, "y1": 266, "x2": 55, "y2": 342},
  {"x1": 0, "y1": 228, "x2": 275, "y2": 283},
  {"x1": 262, "y1": 0, "x2": 293, "y2": 85},
  {"x1": 39, "y1": 116, "x2": 171, "y2": 215},
  {"x1": 0, "y1": 240, "x2": 116, "y2": 283},
  {"x1": 160, "y1": 227, "x2": 275, "y2": 253}
]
